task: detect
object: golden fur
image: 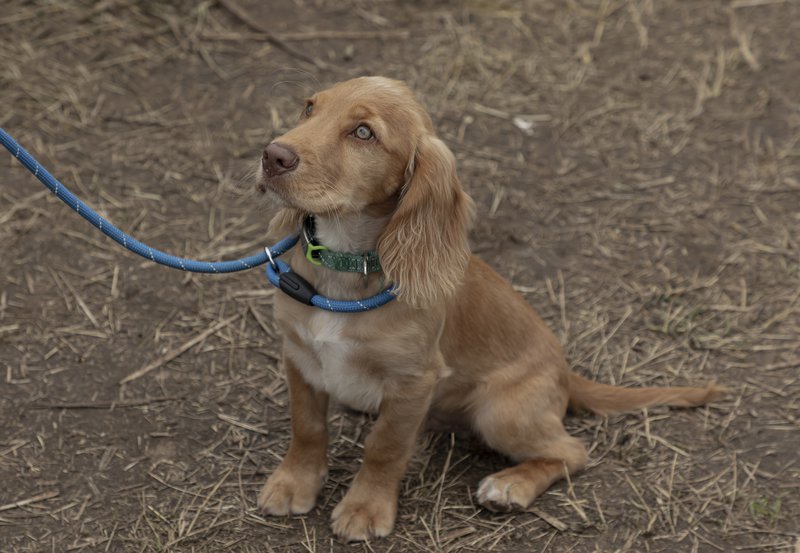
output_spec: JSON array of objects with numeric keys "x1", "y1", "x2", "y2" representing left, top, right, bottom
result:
[{"x1": 257, "y1": 76, "x2": 723, "y2": 541}]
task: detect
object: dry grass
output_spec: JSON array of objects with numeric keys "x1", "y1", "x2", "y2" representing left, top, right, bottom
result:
[{"x1": 1, "y1": 0, "x2": 798, "y2": 551}]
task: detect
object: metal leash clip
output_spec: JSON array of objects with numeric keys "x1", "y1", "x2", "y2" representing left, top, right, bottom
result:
[{"x1": 265, "y1": 246, "x2": 278, "y2": 271}]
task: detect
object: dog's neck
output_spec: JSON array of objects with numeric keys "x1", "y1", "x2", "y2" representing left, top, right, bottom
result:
[
  {"x1": 296, "y1": 211, "x2": 391, "y2": 300},
  {"x1": 313, "y1": 211, "x2": 391, "y2": 254}
]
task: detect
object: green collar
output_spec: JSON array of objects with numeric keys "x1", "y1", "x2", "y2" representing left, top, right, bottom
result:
[{"x1": 302, "y1": 216, "x2": 382, "y2": 274}]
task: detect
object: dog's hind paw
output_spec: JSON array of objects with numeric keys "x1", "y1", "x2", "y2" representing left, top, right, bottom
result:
[{"x1": 477, "y1": 474, "x2": 527, "y2": 512}]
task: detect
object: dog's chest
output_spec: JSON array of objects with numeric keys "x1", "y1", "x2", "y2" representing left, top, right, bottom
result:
[{"x1": 285, "y1": 312, "x2": 383, "y2": 413}]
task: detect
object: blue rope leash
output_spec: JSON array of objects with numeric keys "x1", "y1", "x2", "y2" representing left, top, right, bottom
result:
[
  {"x1": 0, "y1": 128, "x2": 271, "y2": 273},
  {"x1": 0, "y1": 128, "x2": 395, "y2": 312}
]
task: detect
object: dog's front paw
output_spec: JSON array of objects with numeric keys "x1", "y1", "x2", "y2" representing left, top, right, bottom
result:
[
  {"x1": 258, "y1": 463, "x2": 326, "y2": 516},
  {"x1": 331, "y1": 491, "x2": 396, "y2": 541}
]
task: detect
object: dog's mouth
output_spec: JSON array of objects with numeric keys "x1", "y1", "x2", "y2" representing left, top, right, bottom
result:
[
  {"x1": 258, "y1": 152, "x2": 351, "y2": 214},
  {"x1": 258, "y1": 171, "x2": 294, "y2": 203},
  {"x1": 257, "y1": 172, "x2": 277, "y2": 191},
  {"x1": 259, "y1": 171, "x2": 325, "y2": 215}
]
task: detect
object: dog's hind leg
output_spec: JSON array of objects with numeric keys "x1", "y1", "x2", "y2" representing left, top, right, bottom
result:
[{"x1": 471, "y1": 371, "x2": 587, "y2": 512}]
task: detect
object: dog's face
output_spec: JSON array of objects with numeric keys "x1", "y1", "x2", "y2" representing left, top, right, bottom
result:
[
  {"x1": 261, "y1": 77, "x2": 432, "y2": 215},
  {"x1": 262, "y1": 76, "x2": 475, "y2": 308}
]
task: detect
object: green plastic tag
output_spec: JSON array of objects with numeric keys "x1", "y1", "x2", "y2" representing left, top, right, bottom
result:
[{"x1": 305, "y1": 243, "x2": 328, "y2": 265}]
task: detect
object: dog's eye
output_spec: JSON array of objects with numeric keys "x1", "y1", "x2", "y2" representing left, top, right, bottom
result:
[
  {"x1": 353, "y1": 125, "x2": 373, "y2": 140},
  {"x1": 304, "y1": 103, "x2": 313, "y2": 117}
]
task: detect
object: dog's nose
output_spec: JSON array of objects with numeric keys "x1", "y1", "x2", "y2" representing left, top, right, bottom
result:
[{"x1": 262, "y1": 142, "x2": 299, "y2": 177}]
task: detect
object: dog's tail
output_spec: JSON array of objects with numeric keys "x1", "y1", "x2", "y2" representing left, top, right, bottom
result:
[{"x1": 568, "y1": 372, "x2": 725, "y2": 416}]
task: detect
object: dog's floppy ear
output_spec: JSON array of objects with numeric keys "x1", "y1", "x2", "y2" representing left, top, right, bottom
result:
[
  {"x1": 267, "y1": 207, "x2": 304, "y2": 240},
  {"x1": 378, "y1": 135, "x2": 475, "y2": 308}
]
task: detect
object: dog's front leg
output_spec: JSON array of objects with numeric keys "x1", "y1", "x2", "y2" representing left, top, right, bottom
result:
[
  {"x1": 331, "y1": 373, "x2": 435, "y2": 541},
  {"x1": 258, "y1": 355, "x2": 329, "y2": 515}
]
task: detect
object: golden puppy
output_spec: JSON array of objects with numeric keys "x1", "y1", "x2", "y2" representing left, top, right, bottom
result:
[{"x1": 257, "y1": 76, "x2": 721, "y2": 541}]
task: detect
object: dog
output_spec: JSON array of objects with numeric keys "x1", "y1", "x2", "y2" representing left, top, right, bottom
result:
[{"x1": 256, "y1": 76, "x2": 722, "y2": 541}]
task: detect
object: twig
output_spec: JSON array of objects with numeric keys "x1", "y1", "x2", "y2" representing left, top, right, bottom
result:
[
  {"x1": 217, "y1": 0, "x2": 329, "y2": 69},
  {"x1": 32, "y1": 396, "x2": 185, "y2": 410},
  {"x1": 217, "y1": 412, "x2": 270, "y2": 436},
  {"x1": 120, "y1": 314, "x2": 241, "y2": 384},
  {"x1": 527, "y1": 507, "x2": 569, "y2": 532},
  {"x1": 201, "y1": 29, "x2": 411, "y2": 42},
  {"x1": 248, "y1": 303, "x2": 274, "y2": 338},
  {"x1": 280, "y1": 29, "x2": 410, "y2": 41},
  {"x1": 0, "y1": 490, "x2": 60, "y2": 512},
  {"x1": 181, "y1": 467, "x2": 233, "y2": 540},
  {"x1": 164, "y1": 517, "x2": 240, "y2": 548}
]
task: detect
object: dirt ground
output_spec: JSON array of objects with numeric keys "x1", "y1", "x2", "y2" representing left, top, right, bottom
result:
[{"x1": 1, "y1": 0, "x2": 798, "y2": 551}]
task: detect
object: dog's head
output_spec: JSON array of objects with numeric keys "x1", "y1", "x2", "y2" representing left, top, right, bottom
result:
[{"x1": 262, "y1": 76, "x2": 475, "y2": 307}]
